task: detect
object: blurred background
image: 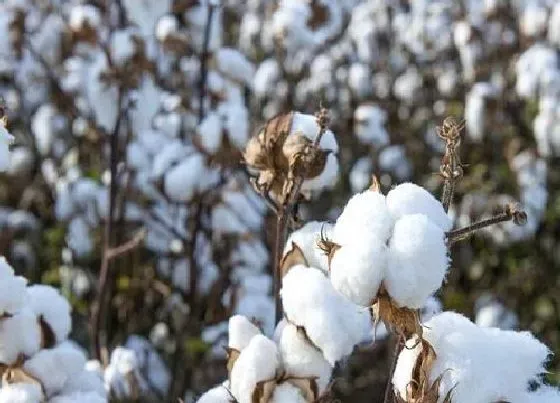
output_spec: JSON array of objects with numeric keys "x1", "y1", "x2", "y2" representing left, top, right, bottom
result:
[{"x1": 0, "y1": 0, "x2": 558, "y2": 401}]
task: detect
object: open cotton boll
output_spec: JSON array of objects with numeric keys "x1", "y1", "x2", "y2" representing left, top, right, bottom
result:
[
  {"x1": 0, "y1": 308, "x2": 41, "y2": 364},
  {"x1": 385, "y1": 214, "x2": 448, "y2": 309},
  {"x1": 104, "y1": 347, "x2": 148, "y2": 400},
  {"x1": 0, "y1": 120, "x2": 14, "y2": 172},
  {"x1": 275, "y1": 323, "x2": 332, "y2": 394},
  {"x1": 271, "y1": 383, "x2": 306, "y2": 403},
  {"x1": 0, "y1": 382, "x2": 43, "y2": 403},
  {"x1": 394, "y1": 312, "x2": 551, "y2": 403},
  {"x1": 196, "y1": 383, "x2": 233, "y2": 403},
  {"x1": 164, "y1": 154, "x2": 205, "y2": 201},
  {"x1": 49, "y1": 391, "x2": 106, "y2": 403},
  {"x1": 197, "y1": 113, "x2": 222, "y2": 154},
  {"x1": 333, "y1": 190, "x2": 393, "y2": 244},
  {"x1": 283, "y1": 221, "x2": 332, "y2": 272},
  {"x1": 24, "y1": 344, "x2": 87, "y2": 397},
  {"x1": 386, "y1": 183, "x2": 452, "y2": 231},
  {"x1": 61, "y1": 367, "x2": 106, "y2": 398},
  {"x1": 281, "y1": 265, "x2": 367, "y2": 365},
  {"x1": 230, "y1": 334, "x2": 280, "y2": 403},
  {"x1": 27, "y1": 285, "x2": 72, "y2": 344},
  {"x1": 215, "y1": 48, "x2": 255, "y2": 86},
  {"x1": 125, "y1": 335, "x2": 170, "y2": 396},
  {"x1": 228, "y1": 315, "x2": 261, "y2": 352},
  {"x1": 0, "y1": 257, "x2": 28, "y2": 315},
  {"x1": 330, "y1": 232, "x2": 387, "y2": 306}
]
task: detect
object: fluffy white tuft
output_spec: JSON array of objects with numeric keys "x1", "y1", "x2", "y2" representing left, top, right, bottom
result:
[
  {"x1": 228, "y1": 315, "x2": 261, "y2": 352},
  {"x1": 27, "y1": 285, "x2": 72, "y2": 343}
]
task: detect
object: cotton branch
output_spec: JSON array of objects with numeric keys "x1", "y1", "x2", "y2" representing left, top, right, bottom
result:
[
  {"x1": 446, "y1": 204, "x2": 527, "y2": 245},
  {"x1": 437, "y1": 117, "x2": 464, "y2": 213}
]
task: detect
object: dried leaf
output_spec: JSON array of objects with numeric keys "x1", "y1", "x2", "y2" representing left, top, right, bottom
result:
[
  {"x1": 372, "y1": 286, "x2": 422, "y2": 339},
  {"x1": 225, "y1": 347, "x2": 241, "y2": 381},
  {"x1": 252, "y1": 379, "x2": 277, "y2": 403},
  {"x1": 280, "y1": 242, "x2": 308, "y2": 278}
]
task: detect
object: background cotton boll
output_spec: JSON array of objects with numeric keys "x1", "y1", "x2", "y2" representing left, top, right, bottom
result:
[
  {"x1": 230, "y1": 334, "x2": 280, "y2": 402},
  {"x1": 281, "y1": 265, "x2": 368, "y2": 365},
  {"x1": 163, "y1": 154, "x2": 205, "y2": 201},
  {"x1": 0, "y1": 308, "x2": 41, "y2": 364},
  {"x1": 0, "y1": 257, "x2": 28, "y2": 315},
  {"x1": 276, "y1": 323, "x2": 332, "y2": 394},
  {"x1": 215, "y1": 48, "x2": 255, "y2": 86},
  {"x1": 354, "y1": 104, "x2": 390, "y2": 147},
  {"x1": 386, "y1": 183, "x2": 452, "y2": 231},
  {"x1": 392, "y1": 335, "x2": 422, "y2": 400},
  {"x1": 104, "y1": 347, "x2": 149, "y2": 399},
  {"x1": 330, "y1": 233, "x2": 387, "y2": 306},
  {"x1": 385, "y1": 214, "x2": 448, "y2": 309},
  {"x1": 67, "y1": 216, "x2": 93, "y2": 257},
  {"x1": 24, "y1": 344, "x2": 87, "y2": 397},
  {"x1": 27, "y1": 284, "x2": 72, "y2": 344},
  {"x1": 197, "y1": 113, "x2": 223, "y2": 154},
  {"x1": 196, "y1": 383, "x2": 233, "y2": 403},
  {"x1": 228, "y1": 315, "x2": 261, "y2": 352},
  {"x1": 333, "y1": 190, "x2": 393, "y2": 244},
  {"x1": 86, "y1": 53, "x2": 119, "y2": 134},
  {"x1": 0, "y1": 382, "x2": 43, "y2": 403},
  {"x1": 125, "y1": 335, "x2": 170, "y2": 396},
  {"x1": 0, "y1": 122, "x2": 14, "y2": 172},
  {"x1": 61, "y1": 367, "x2": 106, "y2": 397},
  {"x1": 283, "y1": 221, "x2": 332, "y2": 272},
  {"x1": 416, "y1": 312, "x2": 551, "y2": 403},
  {"x1": 271, "y1": 383, "x2": 306, "y2": 403},
  {"x1": 49, "y1": 391, "x2": 106, "y2": 403}
]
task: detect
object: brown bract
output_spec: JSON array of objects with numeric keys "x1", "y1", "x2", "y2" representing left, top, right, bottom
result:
[
  {"x1": 371, "y1": 286, "x2": 423, "y2": 341},
  {"x1": 252, "y1": 373, "x2": 319, "y2": 403},
  {"x1": 244, "y1": 112, "x2": 330, "y2": 205},
  {"x1": 395, "y1": 340, "x2": 455, "y2": 403},
  {"x1": 280, "y1": 242, "x2": 308, "y2": 278},
  {"x1": 0, "y1": 355, "x2": 45, "y2": 397}
]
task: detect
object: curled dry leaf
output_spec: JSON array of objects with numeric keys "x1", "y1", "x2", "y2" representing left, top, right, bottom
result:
[
  {"x1": 244, "y1": 112, "x2": 331, "y2": 205},
  {"x1": 371, "y1": 285, "x2": 422, "y2": 340},
  {"x1": 280, "y1": 242, "x2": 308, "y2": 278}
]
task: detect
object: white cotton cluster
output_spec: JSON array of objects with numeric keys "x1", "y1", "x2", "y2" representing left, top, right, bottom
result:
[
  {"x1": 354, "y1": 104, "x2": 390, "y2": 147},
  {"x1": 329, "y1": 183, "x2": 450, "y2": 309},
  {"x1": 281, "y1": 265, "x2": 369, "y2": 365},
  {"x1": 475, "y1": 294, "x2": 518, "y2": 330},
  {"x1": 104, "y1": 347, "x2": 149, "y2": 400},
  {"x1": 0, "y1": 259, "x2": 106, "y2": 402},
  {"x1": 283, "y1": 221, "x2": 332, "y2": 273},
  {"x1": 393, "y1": 312, "x2": 551, "y2": 403},
  {"x1": 465, "y1": 82, "x2": 499, "y2": 142}
]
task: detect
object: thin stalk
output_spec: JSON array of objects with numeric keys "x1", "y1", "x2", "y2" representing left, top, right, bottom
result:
[{"x1": 273, "y1": 209, "x2": 288, "y2": 323}]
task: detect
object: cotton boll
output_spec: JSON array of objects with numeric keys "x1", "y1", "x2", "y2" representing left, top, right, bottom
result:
[
  {"x1": 271, "y1": 383, "x2": 306, "y2": 402},
  {"x1": 197, "y1": 113, "x2": 223, "y2": 154},
  {"x1": 416, "y1": 312, "x2": 550, "y2": 403},
  {"x1": 0, "y1": 382, "x2": 43, "y2": 403},
  {"x1": 283, "y1": 221, "x2": 332, "y2": 272},
  {"x1": 228, "y1": 315, "x2": 261, "y2": 352},
  {"x1": 215, "y1": 48, "x2": 255, "y2": 86},
  {"x1": 0, "y1": 257, "x2": 28, "y2": 316},
  {"x1": 125, "y1": 335, "x2": 170, "y2": 395},
  {"x1": 104, "y1": 347, "x2": 148, "y2": 399},
  {"x1": 164, "y1": 154, "x2": 205, "y2": 201},
  {"x1": 276, "y1": 323, "x2": 332, "y2": 394},
  {"x1": 49, "y1": 391, "x2": 106, "y2": 403},
  {"x1": 0, "y1": 121, "x2": 14, "y2": 172},
  {"x1": 24, "y1": 344, "x2": 87, "y2": 397},
  {"x1": 196, "y1": 383, "x2": 233, "y2": 402},
  {"x1": 61, "y1": 367, "x2": 106, "y2": 398},
  {"x1": 330, "y1": 232, "x2": 387, "y2": 306},
  {"x1": 333, "y1": 190, "x2": 394, "y2": 244},
  {"x1": 385, "y1": 214, "x2": 448, "y2": 309},
  {"x1": 27, "y1": 285, "x2": 72, "y2": 344},
  {"x1": 230, "y1": 335, "x2": 280, "y2": 402},
  {"x1": 0, "y1": 308, "x2": 41, "y2": 364},
  {"x1": 354, "y1": 104, "x2": 390, "y2": 147},
  {"x1": 67, "y1": 216, "x2": 93, "y2": 257},
  {"x1": 281, "y1": 266, "x2": 368, "y2": 365},
  {"x1": 87, "y1": 53, "x2": 119, "y2": 133},
  {"x1": 386, "y1": 183, "x2": 452, "y2": 231},
  {"x1": 31, "y1": 103, "x2": 57, "y2": 156}
]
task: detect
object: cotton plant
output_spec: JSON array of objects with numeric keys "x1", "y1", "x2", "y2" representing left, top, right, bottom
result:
[{"x1": 0, "y1": 258, "x2": 106, "y2": 403}]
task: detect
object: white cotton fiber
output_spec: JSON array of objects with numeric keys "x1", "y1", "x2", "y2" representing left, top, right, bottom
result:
[
  {"x1": 333, "y1": 190, "x2": 393, "y2": 244},
  {"x1": 164, "y1": 154, "x2": 205, "y2": 201},
  {"x1": 61, "y1": 367, "x2": 106, "y2": 398},
  {"x1": 393, "y1": 312, "x2": 551, "y2": 403},
  {"x1": 330, "y1": 232, "x2": 387, "y2": 306},
  {"x1": 49, "y1": 391, "x2": 106, "y2": 403},
  {"x1": 385, "y1": 214, "x2": 448, "y2": 309},
  {"x1": 196, "y1": 383, "x2": 233, "y2": 402},
  {"x1": 275, "y1": 322, "x2": 332, "y2": 394},
  {"x1": 198, "y1": 113, "x2": 223, "y2": 154},
  {"x1": 281, "y1": 265, "x2": 368, "y2": 365},
  {"x1": 0, "y1": 121, "x2": 14, "y2": 172},
  {"x1": 386, "y1": 183, "x2": 452, "y2": 231},
  {"x1": 27, "y1": 284, "x2": 72, "y2": 343},
  {"x1": 0, "y1": 308, "x2": 42, "y2": 364},
  {"x1": 230, "y1": 334, "x2": 279, "y2": 403},
  {"x1": 290, "y1": 112, "x2": 338, "y2": 153},
  {"x1": 283, "y1": 221, "x2": 332, "y2": 272},
  {"x1": 228, "y1": 315, "x2": 261, "y2": 352},
  {"x1": 0, "y1": 382, "x2": 43, "y2": 403},
  {"x1": 271, "y1": 383, "x2": 306, "y2": 403},
  {"x1": 0, "y1": 257, "x2": 28, "y2": 316},
  {"x1": 24, "y1": 343, "x2": 87, "y2": 396}
]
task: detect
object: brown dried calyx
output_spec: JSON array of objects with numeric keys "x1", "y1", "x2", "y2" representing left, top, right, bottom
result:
[
  {"x1": 252, "y1": 373, "x2": 319, "y2": 403},
  {"x1": 371, "y1": 285, "x2": 423, "y2": 341},
  {"x1": 395, "y1": 339, "x2": 455, "y2": 403},
  {"x1": 280, "y1": 242, "x2": 308, "y2": 278},
  {"x1": 244, "y1": 112, "x2": 332, "y2": 206},
  {"x1": 0, "y1": 355, "x2": 46, "y2": 397}
]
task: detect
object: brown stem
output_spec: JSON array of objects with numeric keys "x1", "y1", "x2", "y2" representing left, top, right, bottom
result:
[
  {"x1": 273, "y1": 209, "x2": 288, "y2": 324},
  {"x1": 441, "y1": 177, "x2": 455, "y2": 213},
  {"x1": 384, "y1": 336, "x2": 401, "y2": 403},
  {"x1": 105, "y1": 230, "x2": 146, "y2": 260},
  {"x1": 446, "y1": 205, "x2": 527, "y2": 245}
]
